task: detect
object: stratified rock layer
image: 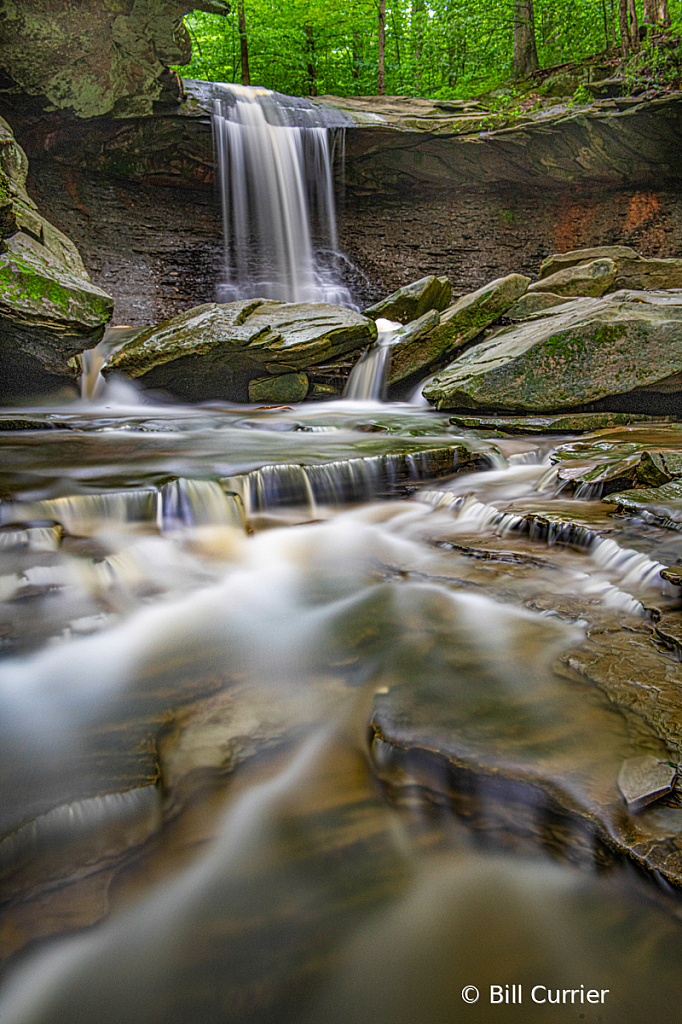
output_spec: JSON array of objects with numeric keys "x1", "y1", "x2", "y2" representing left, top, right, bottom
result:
[
  {"x1": 107, "y1": 299, "x2": 378, "y2": 401},
  {"x1": 424, "y1": 290, "x2": 682, "y2": 413}
]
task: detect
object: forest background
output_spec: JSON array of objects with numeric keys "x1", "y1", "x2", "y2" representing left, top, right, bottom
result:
[{"x1": 175, "y1": 0, "x2": 682, "y2": 102}]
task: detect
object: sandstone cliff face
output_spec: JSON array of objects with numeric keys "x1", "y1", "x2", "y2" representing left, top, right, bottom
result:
[{"x1": 0, "y1": 0, "x2": 228, "y2": 118}]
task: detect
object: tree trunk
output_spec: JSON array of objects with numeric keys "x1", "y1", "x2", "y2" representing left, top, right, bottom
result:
[
  {"x1": 352, "y1": 32, "x2": 360, "y2": 80},
  {"x1": 238, "y1": 0, "x2": 250, "y2": 86},
  {"x1": 643, "y1": 0, "x2": 670, "y2": 26},
  {"x1": 619, "y1": 0, "x2": 640, "y2": 53},
  {"x1": 413, "y1": 0, "x2": 424, "y2": 90},
  {"x1": 305, "y1": 25, "x2": 317, "y2": 96},
  {"x1": 512, "y1": 0, "x2": 539, "y2": 79},
  {"x1": 378, "y1": 0, "x2": 386, "y2": 95}
]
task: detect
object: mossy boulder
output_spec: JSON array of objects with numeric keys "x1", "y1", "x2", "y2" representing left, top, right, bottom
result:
[
  {"x1": 423, "y1": 290, "x2": 682, "y2": 412},
  {"x1": 604, "y1": 481, "x2": 682, "y2": 527},
  {"x1": 539, "y1": 246, "x2": 682, "y2": 292},
  {"x1": 249, "y1": 373, "x2": 310, "y2": 404},
  {"x1": 527, "y1": 258, "x2": 617, "y2": 299},
  {"x1": 386, "y1": 308, "x2": 441, "y2": 385},
  {"x1": 364, "y1": 275, "x2": 452, "y2": 324},
  {"x1": 106, "y1": 299, "x2": 377, "y2": 402},
  {"x1": 0, "y1": 232, "x2": 114, "y2": 399},
  {"x1": 506, "y1": 292, "x2": 568, "y2": 320}
]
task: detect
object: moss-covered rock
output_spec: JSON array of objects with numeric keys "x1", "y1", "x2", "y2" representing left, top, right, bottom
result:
[
  {"x1": 506, "y1": 292, "x2": 568, "y2": 320},
  {"x1": 527, "y1": 258, "x2": 617, "y2": 298},
  {"x1": 448, "y1": 412, "x2": 665, "y2": 434},
  {"x1": 604, "y1": 481, "x2": 682, "y2": 528},
  {"x1": 539, "y1": 246, "x2": 682, "y2": 292},
  {"x1": 249, "y1": 373, "x2": 310, "y2": 404},
  {"x1": 364, "y1": 275, "x2": 451, "y2": 324},
  {"x1": 423, "y1": 290, "x2": 682, "y2": 412},
  {"x1": 0, "y1": 0, "x2": 228, "y2": 119},
  {"x1": 106, "y1": 300, "x2": 377, "y2": 402},
  {"x1": 0, "y1": 232, "x2": 114, "y2": 399}
]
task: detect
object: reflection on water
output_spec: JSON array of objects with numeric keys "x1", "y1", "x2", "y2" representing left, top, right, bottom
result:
[{"x1": 1, "y1": 401, "x2": 682, "y2": 1023}]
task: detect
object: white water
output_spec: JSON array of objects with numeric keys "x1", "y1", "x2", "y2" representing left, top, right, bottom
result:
[
  {"x1": 212, "y1": 84, "x2": 351, "y2": 305},
  {"x1": 343, "y1": 318, "x2": 402, "y2": 401}
]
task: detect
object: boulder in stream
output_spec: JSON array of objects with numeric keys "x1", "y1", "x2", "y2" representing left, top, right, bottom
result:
[
  {"x1": 423, "y1": 290, "x2": 682, "y2": 412},
  {"x1": 387, "y1": 273, "x2": 530, "y2": 386},
  {"x1": 106, "y1": 299, "x2": 377, "y2": 402},
  {"x1": 539, "y1": 245, "x2": 682, "y2": 291},
  {"x1": 527, "y1": 258, "x2": 617, "y2": 298},
  {"x1": 363, "y1": 275, "x2": 452, "y2": 324},
  {"x1": 0, "y1": 233, "x2": 114, "y2": 400}
]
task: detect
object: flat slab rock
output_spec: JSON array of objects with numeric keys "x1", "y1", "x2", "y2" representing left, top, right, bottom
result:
[
  {"x1": 448, "y1": 412, "x2": 665, "y2": 435},
  {"x1": 540, "y1": 245, "x2": 682, "y2": 291},
  {"x1": 424, "y1": 290, "x2": 682, "y2": 412},
  {"x1": 106, "y1": 299, "x2": 377, "y2": 402},
  {"x1": 618, "y1": 756, "x2": 677, "y2": 812}
]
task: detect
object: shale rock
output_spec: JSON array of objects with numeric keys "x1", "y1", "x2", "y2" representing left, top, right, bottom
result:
[
  {"x1": 448, "y1": 412, "x2": 663, "y2": 434},
  {"x1": 364, "y1": 275, "x2": 452, "y2": 324},
  {"x1": 539, "y1": 246, "x2": 640, "y2": 279},
  {"x1": 506, "y1": 292, "x2": 568, "y2": 319},
  {"x1": 527, "y1": 258, "x2": 617, "y2": 298},
  {"x1": 604, "y1": 481, "x2": 682, "y2": 527},
  {"x1": 423, "y1": 290, "x2": 682, "y2": 413},
  {"x1": 107, "y1": 300, "x2": 377, "y2": 402},
  {"x1": 0, "y1": 0, "x2": 229, "y2": 119},
  {"x1": 388, "y1": 274, "x2": 530, "y2": 390},
  {"x1": 386, "y1": 308, "x2": 441, "y2": 385},
  {"x1": 539, "y1": 245, "x2": 682, "y2": 292},
  {"x1": 0, "y1": 232, "x2": 114, "y2": 400}
]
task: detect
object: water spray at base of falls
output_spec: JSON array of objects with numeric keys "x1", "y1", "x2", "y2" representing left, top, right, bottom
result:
[{"x1": 211, "y1": 84, "x2": 352, "y2": 306}]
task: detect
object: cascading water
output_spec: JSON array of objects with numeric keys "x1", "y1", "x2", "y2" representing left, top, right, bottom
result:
[{"x1": 211, "y1": 84, "x2": 352, "y2": 305}]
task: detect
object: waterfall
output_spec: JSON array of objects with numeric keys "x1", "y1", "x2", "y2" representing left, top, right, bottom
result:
[
  {"x1": 211, "y1": 84, "x2": 352, "y2": 306},
  {"x1": 343, "y1": 319, "x2": 402, "y2": 400}
]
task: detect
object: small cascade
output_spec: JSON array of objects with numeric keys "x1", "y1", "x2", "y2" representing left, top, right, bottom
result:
[
  {"x1": 343, "y1": 319, "x2": 402, "y2": 401},
  {"x1": 1, "y1": 482, "x2": 244, "y2": 538},
  {"x1": 159, "y1": 480, "x2": 244, "y2": 531},
  {"x1": 211, "y1": 84, "x2": 351, "y2": 305},
  {"x1": 80, "y1": 327, "x2": 146, "y2": 401},
  {"x1": 224, "y1": 447, "x2": 469, "y2": 515}
]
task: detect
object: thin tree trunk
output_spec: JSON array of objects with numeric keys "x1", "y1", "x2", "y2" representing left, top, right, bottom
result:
[
  {"x1": 391, "y1": 8, "x2": 401, "y2": 67},
  {"x1": 620, "y1": 0, "x2": 639, "y2": 53},
  {"x1": 352, "y1": 31, "x2": 361, "y2": 80},
  {"x1": 378, "y1": 0, "x2": 386, "y2": 95},
  {"x1": 305, "y1": 25, "x2": 317, "y2": 95},
  {"x1": 413, "y1": 0, "x2": 424, "y2": 91},
  {"x1": 513, "y1": 0, "x2": 539, "y2": 79},
  {"x1": 238, "y1": 0, "x2": 250, "y2": 85}
]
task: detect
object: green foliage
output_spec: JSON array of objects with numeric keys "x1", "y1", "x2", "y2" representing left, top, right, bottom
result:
[
  {"x1": 173, "y1": 0, "x2": 682, "y2": 99},
  {"x1": 572, "y1": 82, "x2": 592, "y2": 103}
]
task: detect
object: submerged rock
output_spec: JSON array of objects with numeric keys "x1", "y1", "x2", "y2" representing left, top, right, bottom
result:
[
  {"x1": 364, "y1": 275, "x2": 452, "y2": 324},
  {"x1": 527, "y1": 258, "x2": 617, "y2": 298},
  {"x1": 248, "y1": 372, "x2": 310, "y2": 404},
  {"x1": 106, "y1": 299, "x2": 377, "y2": 402},
  {"x1": 423, "y1": 290, "x2": 682, "y2": 412},
  {"x1": 448, "y1": 412, "x2": 664, "y2": 434}
]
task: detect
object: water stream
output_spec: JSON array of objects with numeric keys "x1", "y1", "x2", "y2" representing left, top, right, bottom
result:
[
  {"x1": 1, "y1": 397, "x2": 682, "y2": 1023},
  {"x1": 3, "y1": 83, "x2": 682, "y2": 1024}
]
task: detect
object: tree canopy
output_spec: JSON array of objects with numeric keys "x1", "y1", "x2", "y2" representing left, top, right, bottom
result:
[{"x1": 174, "y1": 0, "x2": 682, "y2": 99}]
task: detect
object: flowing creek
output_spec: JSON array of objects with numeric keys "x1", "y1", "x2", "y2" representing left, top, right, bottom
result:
[
  {"x1": 1, "y1": 397, "x2": 682, "y2": 1023},
  {"x1": 3, "y1": 79, "x2": 682, "y2": 1024}
]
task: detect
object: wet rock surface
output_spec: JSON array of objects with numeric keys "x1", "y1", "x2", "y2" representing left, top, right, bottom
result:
[
  {"x1": 363, "y1": 275, "x2": 451, "y2": 324},
  {"x1": 106, "y1": 300, "x2": 377, "y2": 402},
  {"x1": 423, "y1": 289, "x2": 682, "y2": 413}
]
